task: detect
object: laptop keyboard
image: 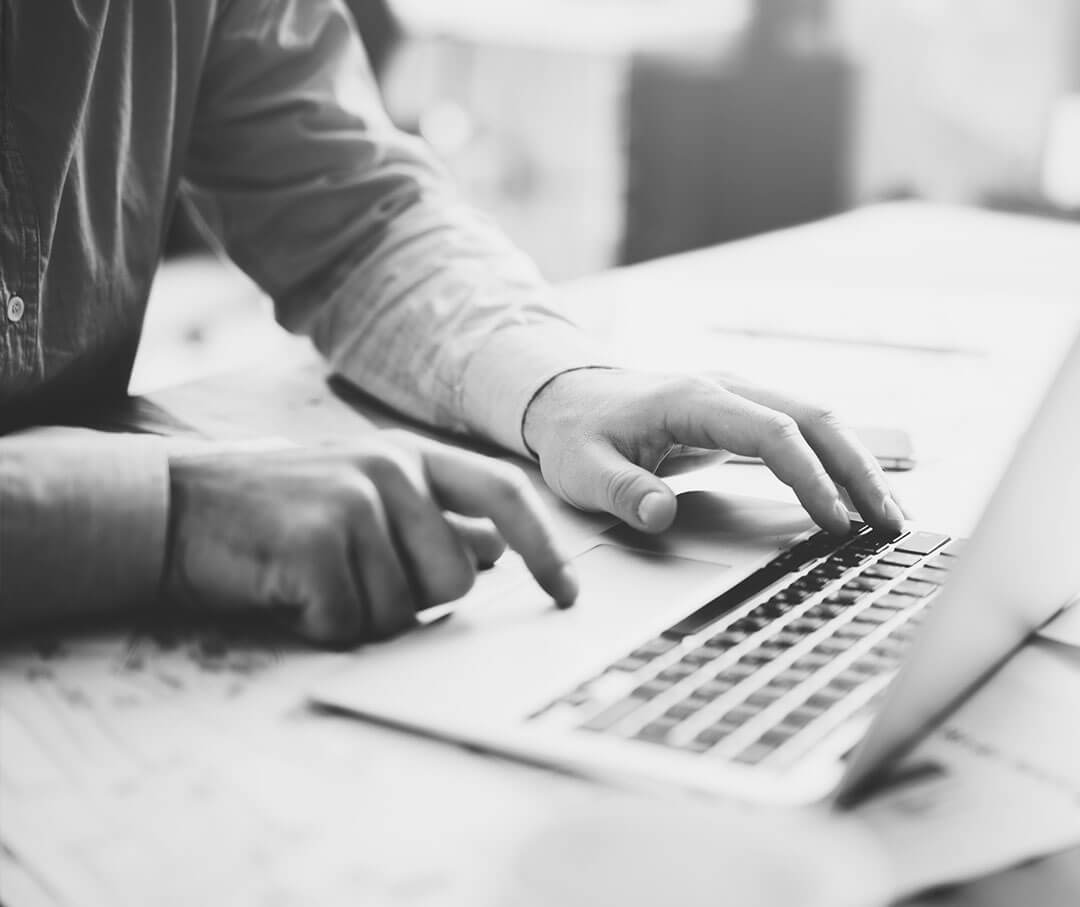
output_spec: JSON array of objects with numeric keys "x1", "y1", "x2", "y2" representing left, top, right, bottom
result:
[{"x1": 532, "y1": 524, "x2": 961, "y2": 770}]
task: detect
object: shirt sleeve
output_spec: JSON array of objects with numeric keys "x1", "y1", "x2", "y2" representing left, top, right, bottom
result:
[
  {"x1": 183, "y1": 0, "x2": 612, "y2": 456},
  {"x1": 0, "y1": 428, "x2": 170, "y2": 628}
]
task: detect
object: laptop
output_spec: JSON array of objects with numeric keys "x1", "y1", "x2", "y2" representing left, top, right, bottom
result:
[{"x1": 311, "y1": 332, "x2": 1080, "y2": 806}]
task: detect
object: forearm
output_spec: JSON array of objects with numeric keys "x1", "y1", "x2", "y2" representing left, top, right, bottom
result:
[
  {"x1": 183, "y1": 0, "x2": 613, "y2": 457},
  {"x1": 298, "y1": 194, "x2": 611, "y2": 455},
  {"x1": 0, "y1": 429, "x2": 169, "y2": 630}
]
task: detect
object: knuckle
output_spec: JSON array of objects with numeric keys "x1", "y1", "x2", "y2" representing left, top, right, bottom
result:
[
  {"x1": 299, "y1": 601, "x2": 365, "y2": 648},
  {"x1": 604, "y1": 467, "x2": 643, "y2": 507},
  {"x1": 361, "y1": 443, "x2": 416, "y2": 487},
  {"x1": 490, "y1": 461, "x2": 532, "y2": 504},
  {"x1": 658, "y1": 374, "x2": 709, "y2": 405},
  {"x1": 810, "y1": 406, "x2": 844, "y2": 431},
  {"x1": 857, "y1": 461, "x2": 886, "y2": 488},
  {"x1": 429, "y1": 560, "x2": 477, "y2": 605},
  {"x1": 290, "y1": 507, "x2": 342, "y2": 553},
  {"x1": 334, "y1": 472, "x2": 382, "y2": 521},
  {"x1": 764, "y1": 413, "x2": 801, "y2": 445}
]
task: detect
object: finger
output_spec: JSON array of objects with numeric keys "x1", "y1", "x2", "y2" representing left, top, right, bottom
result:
[
  {"x1": 444, "y1": 513, "x2": 507, "y2": 569},
  {"x1": 422, "y1": 446, "x2": 579, "y2": 608},
  {"x1": 723, "y1": 383, "x2": 903, "y2": 532},
  {"x1": 287, "y1": 522, "x2": 371, "y2": 647},
  {"x1": 340, "y1": 474, "x2": 418, "y2": 640},
  {"x1": 361, "y1": 448, "x2": 479, "y2": 607},
  {"x1": 563, "y1": 441, "x2": 677, "y2": 533},
  {"x1": 664, "y1": 385, "x2": 850, "y2": 534}
]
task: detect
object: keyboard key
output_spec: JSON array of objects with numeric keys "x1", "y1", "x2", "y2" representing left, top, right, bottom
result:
[
  {"x1": 825, "y1": 588, "x2": 862, "y2": 606},
  {"x1": 785, "y1": 704, "x2": 821, "y2": 726},
  {"x1": 657, "y1": 664, "x2": 697, "y2": 684},
  {"x1": 695, "y1": 677, "x2": 736, "y2": 699},
  {"x1": 774, "y1": 587, "x2": 808, "y2": 605},
  {"x1": 830, "y1": 674, "x2": 862, "y2": 693},
  {"x1": 846, "y1": 575, "x2": 887, "y2": 592},
  {"x1": 724, "y1": 703, "x2": 760, "y2": 726},
  {"x1": 894, "y1": 579, "x2": 938, "y2": 598},
  {"x1": 833, "y1": 550, "x2": 873, "y2": 568},
  {"x1": 858, "y1": 605, "x2": 895, "y2": 624},
  {"x1": 816, "y1": 634, "x2": 856, "y2": 655},
  {"x1": 630, "y1": 637, "x2": 678, "y2": 660},
  {"x1": 746, "y1": 688, "x2": 782, "y2": 709},
  {"x1": 721, "y1": 661, "x2": 758, "y2": 682},
  {"x1": 791, "y1": 650, "x2": 831, "y2": 671},
  {"x1": 682, "y1": 647, "x2": 719, "y2": 667},
  {"x1": 636, "y1": 719, "x2": 679, "y2": 743},
  {"x1": 777, "y1": 665, "x2": 814, "y2": 685},
  {"x1": 735, "y1": 741, "x2": 775, "y2": 765},
  {"x1": 664, "y1": 701, "x2": 700, "y2": 721},
  {"x1": 895, "y1": 532, "x2": 950, "y2": 556},
  {"x1": 581, "y1": 697, "x2": 646, "y2": 732},
  {"x1": 707, "y1": 630, "x2": 747, "y2": 649},
  {"x1": 788, "y1": 616, "x2": 827, "y2": 634},
  {"x1": 880, "y1": 551, "x2": 921, "y2": 568},
  {"x1": 822, "y1": 601, "x2": 855, "y2": 619},
  {"x1": 910, "y1": 566, "x2": 948, "y2": 585},
  {"x1": 609, "y1": 656, "x2": 649, "y2": 672},
  {"x1": 633, "y1": 680, "x2": 670, "y2": 700},
  {"x1": 804, "y1": 690, "x2": 840, "y2": 711},
  {"x1": 874, "y1": 593, "x2": 914, "y2": 610},
  {"x1": 695, "y1": 722, "x2": 736, "y2": 746},
  {"x1": 769, "y1": 630, "x2": 803, "y2": 649},
  {"x1": 864, "y1": 563, "x2": 905, "y2": 580}
]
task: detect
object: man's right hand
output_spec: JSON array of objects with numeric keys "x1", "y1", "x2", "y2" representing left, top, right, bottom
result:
[{"x1": 163, "y1": 430, "x2": 578, "y2": 646}]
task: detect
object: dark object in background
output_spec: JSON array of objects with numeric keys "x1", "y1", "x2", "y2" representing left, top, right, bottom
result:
[
  {"x1": 164, "y1": 0, "x2": 403, "y2": 258},
  {"x1": 345, "y1": 0, "x2": 403, "y2": 79},
  {"x1": 620, "y1": 0, "x2": 855, "y2": 264}
]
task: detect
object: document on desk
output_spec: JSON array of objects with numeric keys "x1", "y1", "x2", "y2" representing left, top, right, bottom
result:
[
  {"x1": 1037, "y1": 598, "x2": 1080, "y2": 649},
  {"x1": 854, "y1": 640, "x2": 1080, "y2": 898}
]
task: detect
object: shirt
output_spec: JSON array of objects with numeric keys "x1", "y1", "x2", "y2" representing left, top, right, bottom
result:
[{"x1": 0, "y1": 0, "x2": 603, "y2": 625}]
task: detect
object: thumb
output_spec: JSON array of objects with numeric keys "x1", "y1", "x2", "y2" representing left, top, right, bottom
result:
[{"x1": 578, "y1": 443, "x2": 678, "y2": 533}]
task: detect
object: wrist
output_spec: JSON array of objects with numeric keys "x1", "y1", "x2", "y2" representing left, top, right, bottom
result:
[{"x1": 522, "y1": 366, "x2": 618, "y2": 459}]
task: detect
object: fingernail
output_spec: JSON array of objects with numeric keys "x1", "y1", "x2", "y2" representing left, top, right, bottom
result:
[
  {"x1": 637, "y1": 491, "x2": 668, "y2": 528},
  {"x1": 832, "y1": 499, "x2": 851, "y2": 530},
  {"x1": 882, "y1": 496, "x2": 905, "y2": 529},
  {"x1": 553, "y1": 564, "x2": 580, "y2": 609}
]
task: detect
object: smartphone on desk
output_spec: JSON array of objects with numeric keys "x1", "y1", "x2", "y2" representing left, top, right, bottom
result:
[{"x1": 727, "y1": 425, "x2": 916, "y2": 472}]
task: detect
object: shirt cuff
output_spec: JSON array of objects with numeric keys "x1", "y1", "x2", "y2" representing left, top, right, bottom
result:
[
  {"x1": 459, "y1": 322, "x2": 616, "y2": 458},
  {"x1": 0, "y1": 429, "x2": 170, "y2": 620}
]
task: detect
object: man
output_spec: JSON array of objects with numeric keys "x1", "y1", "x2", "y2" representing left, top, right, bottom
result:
[{"x1": 0, "y1": 0, "x2": 902, "y2": 645}]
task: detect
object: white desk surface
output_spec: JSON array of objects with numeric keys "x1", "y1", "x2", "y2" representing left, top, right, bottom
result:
[{"x1": 2, "y1": 203, "x2": 1080, "y2": 906}]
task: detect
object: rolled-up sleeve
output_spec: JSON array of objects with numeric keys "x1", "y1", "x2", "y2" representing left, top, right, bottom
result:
[
  {"x1": 183, "y1": 0, "x2": 611, "y2": 456},
  {"x1": 0, "y1": 429, "x2": 169, "y2": 628}
]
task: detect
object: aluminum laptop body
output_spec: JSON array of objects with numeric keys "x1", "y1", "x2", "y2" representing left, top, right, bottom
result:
[{"x1": 311, "y1": 334, "x2": 1080, "y2": 805}]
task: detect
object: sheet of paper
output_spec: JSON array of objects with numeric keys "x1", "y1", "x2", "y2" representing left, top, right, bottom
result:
[
  {"x1": 854, "y1": 641, "x2": 1080, "y2": 898},
  {"x1": 1037, "y1": 598, "x2": 1080, "y2": 649}
]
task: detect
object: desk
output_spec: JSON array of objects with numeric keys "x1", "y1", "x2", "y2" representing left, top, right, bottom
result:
[{"x1": 2, "y1": 203, "x2": 1080, "y2": 906}]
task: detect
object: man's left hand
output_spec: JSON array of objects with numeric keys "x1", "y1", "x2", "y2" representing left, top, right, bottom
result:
[{"x1": 522, "y1": 369, "x2": 905, "y2": 537}]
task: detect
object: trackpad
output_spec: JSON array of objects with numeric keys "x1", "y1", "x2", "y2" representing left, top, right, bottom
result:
[
  {"x1": 419, "y1": 545, "x2": 734, "y2": 679},
  {"x1": 311, "y1": 546, "x2": 734, "y2": 726},
  {"x1": 567, "y1": 544, "x2": 732, "y2": 633}
]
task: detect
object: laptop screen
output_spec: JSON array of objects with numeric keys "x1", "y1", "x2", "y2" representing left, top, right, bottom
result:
[{"x1": 838, "y1": 330, "x2": 1080, "y2": 803}]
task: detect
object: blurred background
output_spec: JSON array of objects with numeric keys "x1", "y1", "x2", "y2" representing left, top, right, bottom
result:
[{"x1": 140, "y1": 0, "x2": 1080, "y2": 391}]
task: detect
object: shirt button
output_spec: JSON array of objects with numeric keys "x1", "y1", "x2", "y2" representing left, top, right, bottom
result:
[{"x1": 6, "y1": 294, "x2": 25, "y2": 323}]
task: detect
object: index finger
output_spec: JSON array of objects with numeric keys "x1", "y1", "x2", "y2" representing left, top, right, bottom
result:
[
  {"x1": 419, "y1": 444, "x2": 579, "y2": 608},
  {"x1": 722, "y1": 382, "x2": 904, "y2": 532},
  {"x1": 664, "y1": 384, "x2": 852, "y2": 534}
]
